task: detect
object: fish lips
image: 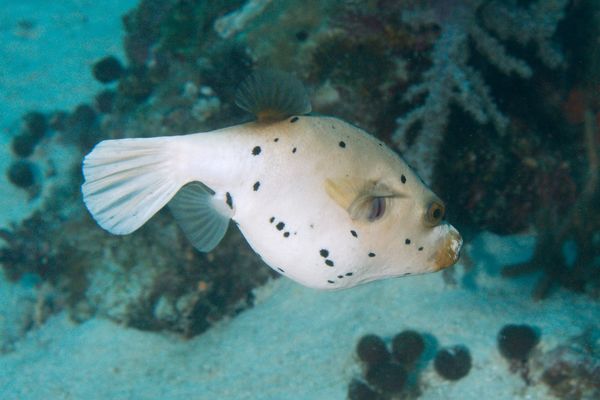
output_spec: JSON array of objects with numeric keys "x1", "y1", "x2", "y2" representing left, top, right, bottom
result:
[{"x1": 431, "y1": 224, "x2": 463, "y2": 271}]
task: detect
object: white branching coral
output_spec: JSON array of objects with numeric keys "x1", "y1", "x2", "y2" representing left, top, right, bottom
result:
[
  {"x1": 214, "y1": 0, "x2": 273, "y2": 39},
  {"x1": 393, "y1": 0, "x2": 568, "y2": 183}
]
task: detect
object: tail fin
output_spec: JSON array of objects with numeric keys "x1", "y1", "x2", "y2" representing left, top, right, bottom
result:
[{"x1": 82, "y1": 136, "x2": 186, "y2": 235}]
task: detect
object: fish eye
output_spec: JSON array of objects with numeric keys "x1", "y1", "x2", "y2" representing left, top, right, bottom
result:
[
  {"x1": 367, "y1": 197, "x2": 386, "y2": 222},
  {"x1": 424, "y1": 201, "x2": 445, "y2": 227}
]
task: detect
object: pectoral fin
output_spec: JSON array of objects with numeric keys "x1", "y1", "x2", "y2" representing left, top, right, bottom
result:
[
  {"x1": 168, "y1": 182, "x2": 232, "y2": 252},
  {"x1": 325, "y1": 178, "x2": 404, "y2": 221},
  {"x1": 324, "y1": 178, "x2": 365, "y2": 212}
]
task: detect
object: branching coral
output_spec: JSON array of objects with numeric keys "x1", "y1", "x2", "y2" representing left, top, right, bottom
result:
[
  {"x1": 502, "y1": 108, "x2": 600, "y2": 299},
  {"x1": 498, "y1": 0, "x2": 600, "y2": 300},
  {"x1": 393, "y1": 0, "x2": 568, "y2": 183},
  {"x1": 214, "y1": 0, "x2": 273, "y2": 39}
]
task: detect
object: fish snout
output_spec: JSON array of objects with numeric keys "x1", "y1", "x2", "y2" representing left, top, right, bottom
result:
[{"x1": 432, "y1": 225, "x2": 463, "y2": 271}]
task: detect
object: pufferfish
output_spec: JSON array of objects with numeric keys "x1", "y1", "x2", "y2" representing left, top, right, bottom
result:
[{"x1": 82, "y1": 70, "x2": 462, "y2": 290}]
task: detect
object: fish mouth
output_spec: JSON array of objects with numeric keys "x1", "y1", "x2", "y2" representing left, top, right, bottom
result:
[{"x1": 432, "y1": 226, "x2": 463, "y2": 271}]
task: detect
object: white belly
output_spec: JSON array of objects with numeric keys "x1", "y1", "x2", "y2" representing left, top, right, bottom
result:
[{"x1": 199, "y1": 116, "x2": 375, "y2": 289}]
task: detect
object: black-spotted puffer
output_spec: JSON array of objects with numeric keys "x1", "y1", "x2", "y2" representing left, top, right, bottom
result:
[{"x1": 82, "y1": 71, "x2": 462, "y2": 290}]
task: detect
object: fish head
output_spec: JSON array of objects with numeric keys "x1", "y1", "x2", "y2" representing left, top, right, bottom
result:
[
  {"x1": 375, "y1": 179, "x2": 463, "y2": 275},
  {"x1": 325, "y1": 159, "x2": 462, "y2": 283}
]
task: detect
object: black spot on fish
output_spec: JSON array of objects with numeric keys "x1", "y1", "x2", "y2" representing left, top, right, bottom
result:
[
  {"x1": 252, "y1": 146, "x2": 261, "y2": 155},
  {"x1": 278, "y1": 268, "x2": 285, "y2": 273},
  {"x1": 310, "y1": 224, "x2": 314, "y2": 229},
  {"x1": 292, "y1": 147, "x2": 297, "y2": 153},
  {"x1": 339, "y1": 141, "x2": 346, "y2": 148},
  {"x1": 401, "y1": 174, "x2": 407, "y2": 184},
  {"x1": 327, "y1": 280, "x2": 335, "y2": 284},
  {"x1": 283, "y1": 232, "x2": 290, "y2": 238},
  {"x1": 253, "y1": 181, "x2": 260, "y2": 191},
  {"x1": 350, "y1": 230, "x2": 358, "y2": 238},
  {"x1": 405, "y1": 238, "x2": 411, "y2": 245},
  {"x1": 331, "y1": 125, "x2": 335, "y2": 129},
  {"x1": 403, "y1": 272, "x2": 411, "y2": 276},
  {"x1": 325, "y1": 259, "x2": 334, "y2": 267},
  {"x1": 418, "y1": 246, "x2": 424, "y2": 251},
  {"x1": 274, "y1": 138, "x2": 279, "y2": 142},
  {"x1": 226, "y1": 192, "x2": 233, "y2": 209},
  {"x1": 269, "y1": 217, "x2": 275, "y2": 223},
  {"x1": 368, "y1": 252, "x2": 376, "y2": 258},
  {"x1": 290, "y1": 116, "x2": 299, "y2": 123},
  {"x1": 337, "y1": 275, "x2": 343, "y2": 279},
  {"x1": 346, "y1": 272, "x2": 353, "y2": 276},
  {"x1": 276, "y1": 222, "x2": 285, "y2": 231},
  {"x1": 319, "y1": 249, "x2": 329, "y2": 258}
]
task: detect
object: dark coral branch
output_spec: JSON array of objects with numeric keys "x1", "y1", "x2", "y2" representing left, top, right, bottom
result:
[{"x1": 502, "y1": 107, "x2": 600, "y2": 299}]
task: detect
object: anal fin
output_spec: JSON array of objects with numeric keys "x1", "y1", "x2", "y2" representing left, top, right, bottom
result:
[{"x1": 169, "y1": 182, "x2": 232, "y2": 252}]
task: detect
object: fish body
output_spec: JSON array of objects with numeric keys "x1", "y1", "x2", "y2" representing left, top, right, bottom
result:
[{"x1": 82, "y1": 71, "x2": 462, "y2": 290}]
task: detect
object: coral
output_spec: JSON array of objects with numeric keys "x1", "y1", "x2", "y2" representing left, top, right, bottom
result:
[
  {"x1": 239, "y1": 0, "x2": 333, "y2": 69},
  {"x1": 198, "y1": 42, "x2": 254, "y2": 105},
  {"x1": 7, "y1": 160, "x2": 36, "y2": 189},
  {"x1": 356, "y1": 334, "x2": 391, "y2": 367},
  {"x1": 497, "y1": 324, "x2": 541, "y2": 362},
  {"x1": 0, "y1": 273, "x2": 39, "y2": 354},
  {"x1": 48, "y1": 110, "x2": 68, "y2": 132},
  {"x1": 501, "y1": 107, "x2": 600, "y2": 299},
  {"x1": 94, "y1": 90, "x2": 117, "y2": 114},
  {"x1": 11, "y1": 134, "x2": 37, "y2": 158},
  {"x1": 92, "y1": 56, "x2": 125, "y2": 84},
  {"x1": 393, "y1": 0, "x2": 568, "y2": 183},
  {"x1": 122, "y1": 0, "x2": 244, "y2": 68},
  {"x1": 117, "y1": 68, "x2": 155, "y2": 105},
  {"x1": 531, "y1": 329, "x2": 600, "y2": 400},
  {"x1": 11, "y1": 111, "x2": 48, "y2": 157},
  {"x1": 305, "y1": 1, "x2": 414, "y2": 135},
  {"x1": 433, "y1": 345, "x2": 472, "y2": 381},
  {"x1": 365, "y1": 361, "x2": 407, "y2": 394},
  {"x1": 347, "y1": 379, "x2": 384, "y2": 400},
  {"x1": 351, "y1": 329, "x2": 427, "y2": 399},
  {"x1": 66, "y1": 104, "x2": 100, "y2": 151},
  {"x1": 0, "y1": 200, "x2": 276, "y2": 337},
  {"x1": 425, "y1": 1, "x2": 599, "y2": 299},
  {"x1": 23, "y1": 111, "x2": 48, "y2": 140},
  {"x1": 122, "y1": 0, "x2": 178, "y2": 67},
  {"x1": 83, "y1": 220, "x2": 275, "y2": 336},
  {"x1": 190, "y1": 91, "x2": 221, "y2": 123},
  {"x1": 309, "y1": 35, "x2": 392, "y2": 89},
  {"x1": 391, "y1": 330, "x2": 425, "y2": 367},
  {"x1": 214, "y1": 0, "x2": 273, "y2": 39},
  {"x1": 0, "y1": 211, "x2": 64, "y2": 283},
  {"x1": 497, "y1": 323, "x2": 541, "y2": 384}
]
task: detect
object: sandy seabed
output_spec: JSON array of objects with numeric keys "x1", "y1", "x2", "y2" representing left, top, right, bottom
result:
[{"x1": 1, "y1": 232, "x2": 598, "y2": 399}]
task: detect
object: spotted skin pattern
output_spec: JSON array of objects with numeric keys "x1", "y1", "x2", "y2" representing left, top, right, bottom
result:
[{"x1": 174, "y1": 115, "x2": 461, "y2": 289}]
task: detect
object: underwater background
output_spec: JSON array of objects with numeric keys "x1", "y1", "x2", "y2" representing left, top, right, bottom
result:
[{"x1": 0, "y1": 0, "x2": 598, "y2": 399}]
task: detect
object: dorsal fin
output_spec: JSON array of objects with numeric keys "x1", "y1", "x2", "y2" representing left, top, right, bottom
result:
[{"x1": 235, "y1": 69, "x2": 311, "y2": 122}]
